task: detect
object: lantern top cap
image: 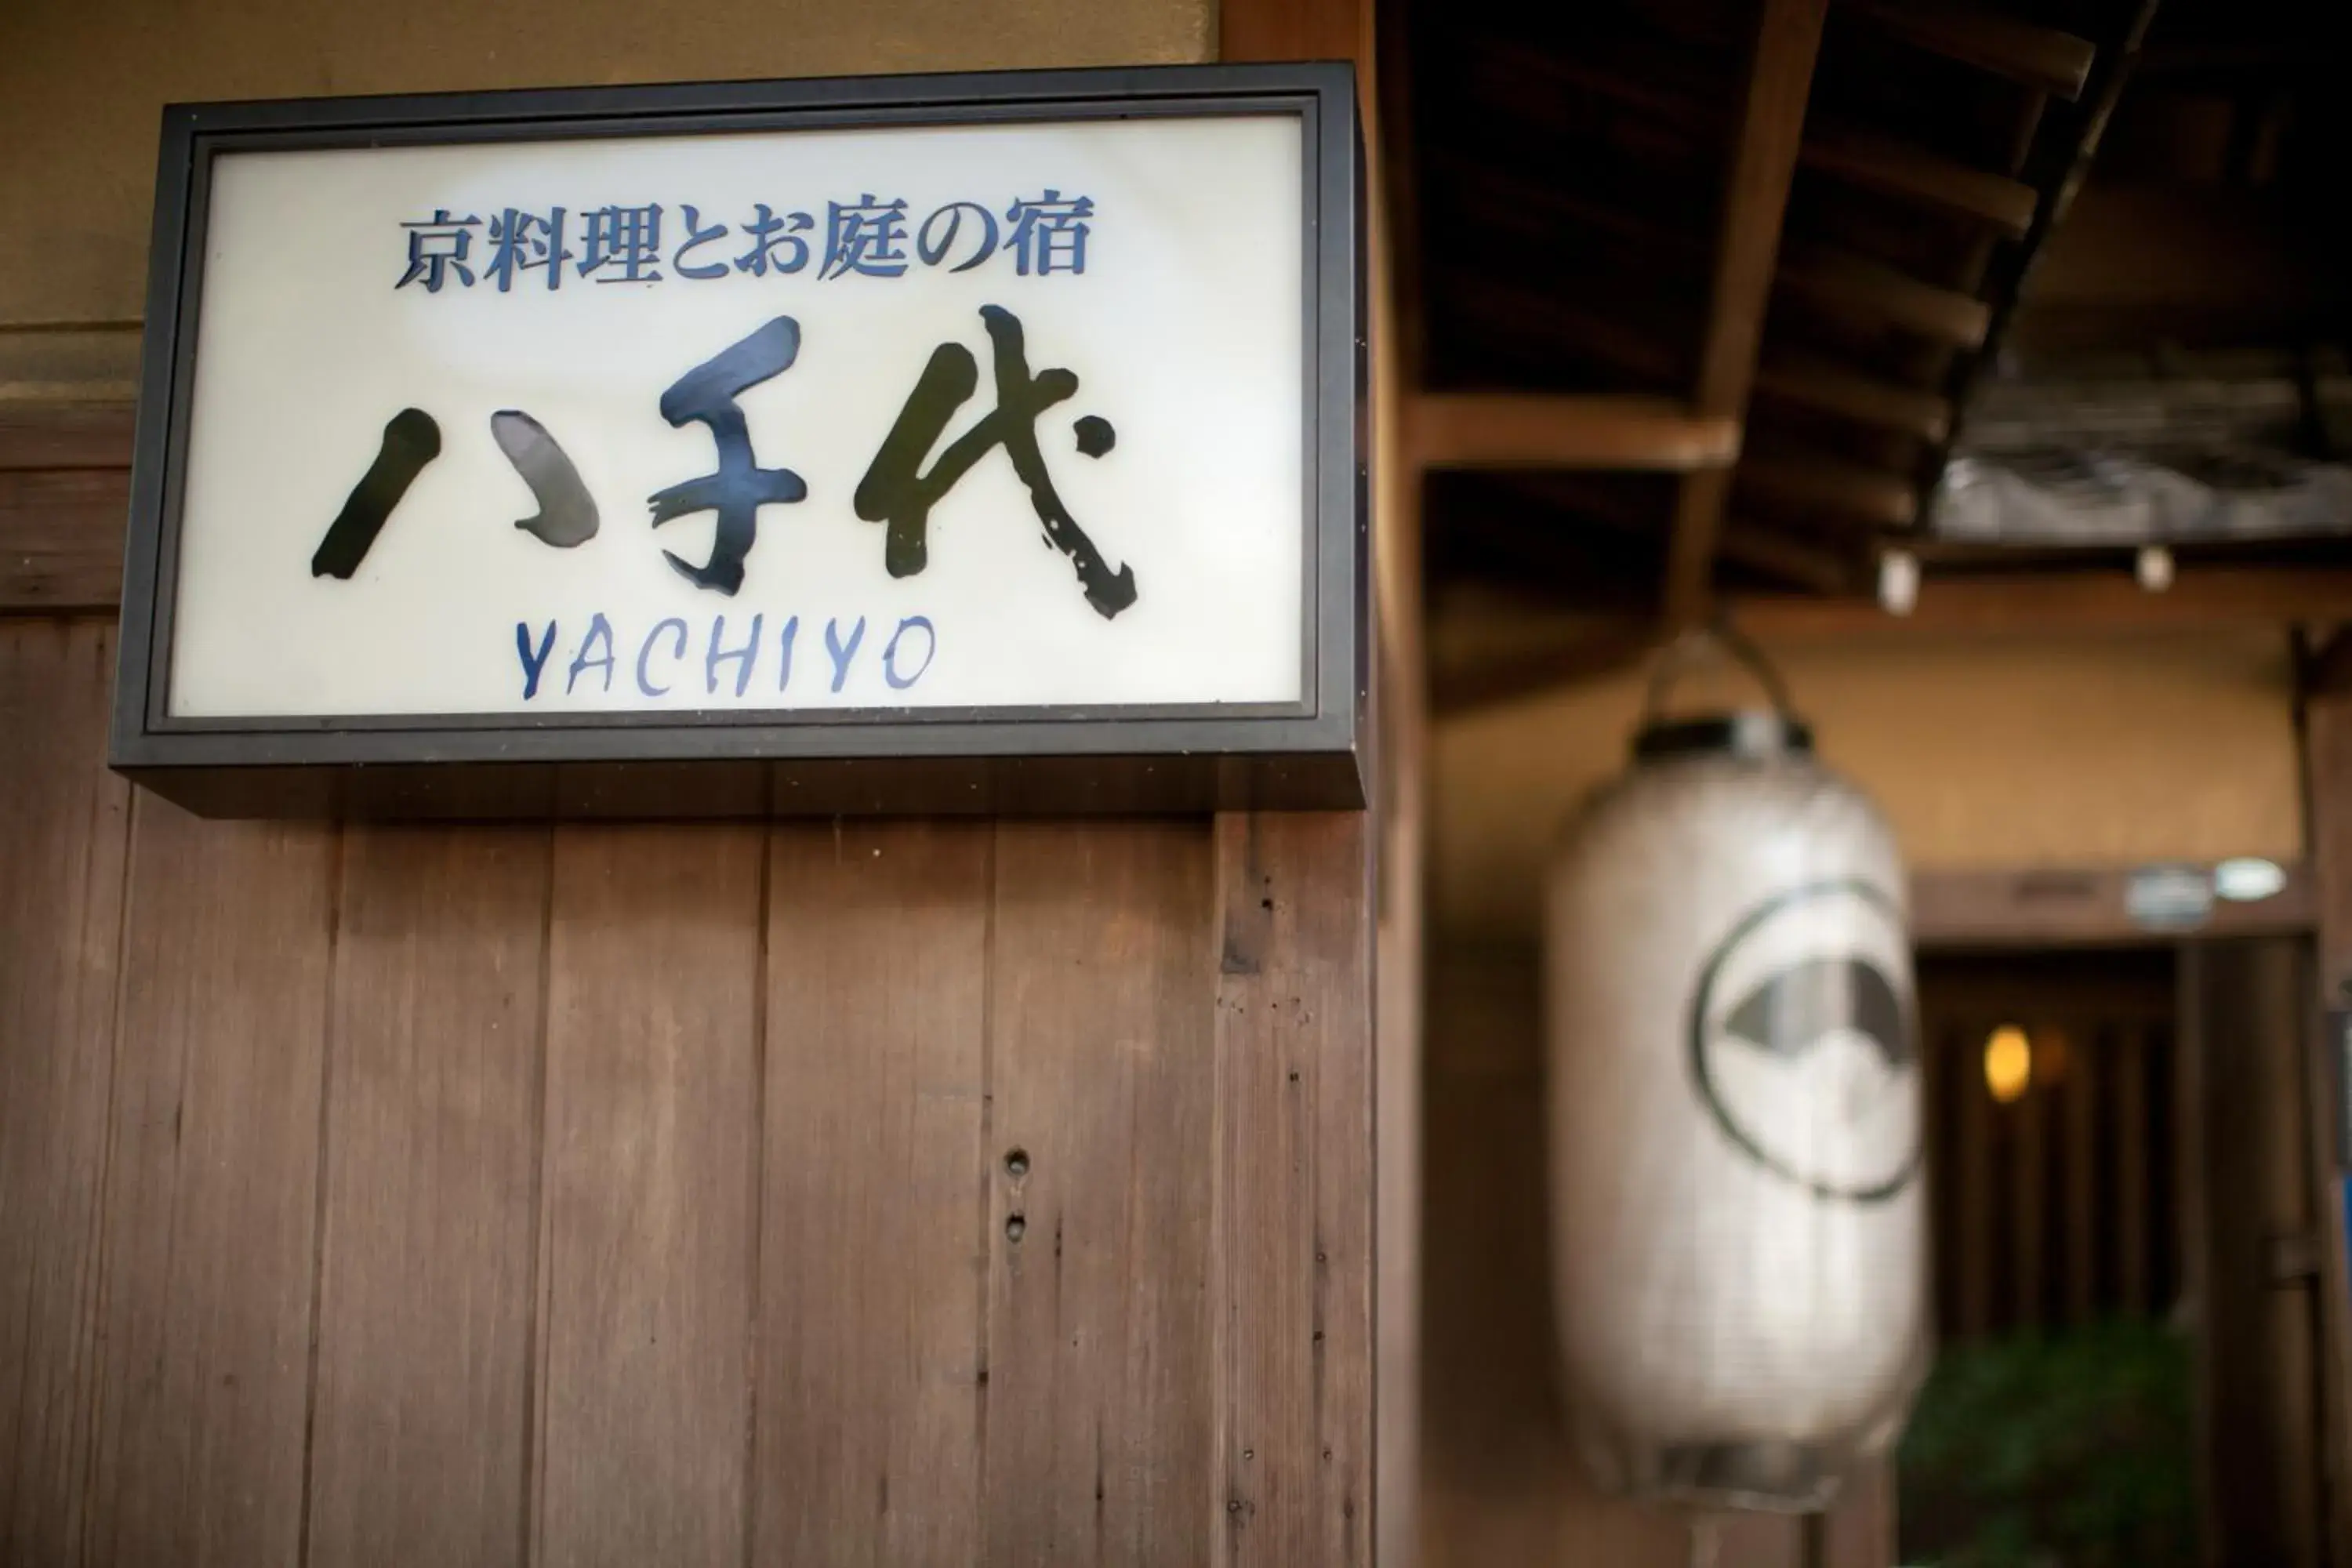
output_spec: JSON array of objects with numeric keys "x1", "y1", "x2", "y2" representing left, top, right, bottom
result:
[
  {"x1": 1632, "y1": 710, "x2": 1814, "y2": 764},
  {"x1": 1634, "y1": 626, "x2": 1809, "y2": 763}
]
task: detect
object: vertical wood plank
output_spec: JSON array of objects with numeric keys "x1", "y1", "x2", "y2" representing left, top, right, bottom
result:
[
  {"x1": 2012, "y1": 1064, "x2": 2047, "y2": 1330},
  {"x1": 983, "y1": 822, "x2": 1217, "y2": 1566},
  {"x1": 1925, "y1": 1022, "x2": 1955, "y2": 1340},
  {"x1": 2117, "y1": 1029, "x2": 2151, "y2": 1316},
  {"x1": 756, "y1": 822, "x2": 992, "y2": 1566},
  {"x1": 535, "y1": 826, "x2": 763, "y2": 1568},
  {"x1": 2065, "y1": 1026, "x2": 2100, "y2": 1325},
  {"x1": 0, "y1": 618, "x2": 129, "y2": 1562},
  {"x1": 85, "y1": 798, "x2": 339, "y2": 1568},
  {"x1": 1212, "y1": 813, "x2": 1374, "y2": 1566},
  {"x1": 1205, "y1": 12, "x2": 1400, "y2": 1559},
  {"x1": 305, "y1": 826, "x2": 550, "y2": 1568},
  {"x1": 1957, "y1": 1020, "x2": 1995, "y2": 1339}
]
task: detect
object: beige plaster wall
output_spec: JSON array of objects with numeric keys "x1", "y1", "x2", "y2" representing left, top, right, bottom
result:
[
  {"x1": 1435, "y1": 627, "x2": 2306, "y2": 939},
  {"x1": 0, "y1": 0, "x2": 1213, "y2": 338}
]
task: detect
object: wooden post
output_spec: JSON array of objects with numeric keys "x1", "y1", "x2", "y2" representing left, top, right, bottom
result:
[
  {"x1": 1221, "y1": 5, "x2": 1418, "y2": 1566},
  {"x1": 2181, "y1": 938, "x2": 2326, "y2": 1567},
  {"x1": 2300, "y1": 640, "x2": 2352, "y2": 1565}
]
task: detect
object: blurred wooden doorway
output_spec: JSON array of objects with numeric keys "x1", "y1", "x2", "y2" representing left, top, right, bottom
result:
[{"x1": 1911, "y1": 922, "x2": 2334, "y2": 1568}]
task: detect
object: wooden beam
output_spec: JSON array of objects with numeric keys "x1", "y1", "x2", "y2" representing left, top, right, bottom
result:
[
  {"x1": 1801, "y1": 122, "x2": 2039, "y2": 236},
  {"x1": 1406, "y1": 394, "x2": 1740, "y2": 472},
  {"x1": 1842, "y1": 0, "x2": 2096, "y2": 100},
  {"x1": 1737, "y1": 450, "x2": 1918, "y2": 529},
  {"x1": 1754, "y1": 354, "x2": 1953, "y2": 443},
  {"x1": 1662, "y1": 0, "x2": 1831, "y2": 627},
  {"x1": 1911, "y1": 862, "x2": 2317, "y2": 949}
]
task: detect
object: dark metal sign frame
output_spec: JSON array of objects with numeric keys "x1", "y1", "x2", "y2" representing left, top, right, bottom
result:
[{"x1": 110, "y1": 63, "x2": 1366, "y2": 818}]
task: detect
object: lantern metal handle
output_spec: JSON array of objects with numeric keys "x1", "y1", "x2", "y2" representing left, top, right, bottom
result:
[{"x1": 1638, "y1": 620, "x2": 1798, "y2": 728}]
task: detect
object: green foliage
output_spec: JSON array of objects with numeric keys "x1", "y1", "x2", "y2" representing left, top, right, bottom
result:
[{"x1": 1897, "y1": 1320, "x2": 2196, "y2": 1568}]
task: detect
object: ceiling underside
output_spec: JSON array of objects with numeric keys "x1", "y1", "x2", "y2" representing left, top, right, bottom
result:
[{"x1": 1396, "y1": 0, "x2": 2352, "y2": 706}]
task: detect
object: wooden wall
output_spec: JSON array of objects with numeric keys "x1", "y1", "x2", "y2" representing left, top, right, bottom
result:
[{"x1": 0, "y1": 2, "x2": 1388, "y2": 1566}]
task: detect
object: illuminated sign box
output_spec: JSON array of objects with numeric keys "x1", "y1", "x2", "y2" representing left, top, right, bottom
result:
[{"x1": 111, "y1": 64, "x2": 1364, "y2": 818}]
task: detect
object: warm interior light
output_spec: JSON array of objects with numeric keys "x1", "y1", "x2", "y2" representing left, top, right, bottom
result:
[{"x1": 1984, "y1": 1025, "x2": 2032, "y2": 1104}]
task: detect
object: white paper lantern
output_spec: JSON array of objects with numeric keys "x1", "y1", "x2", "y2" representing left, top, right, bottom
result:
[{"x1": 1543, "y1": 634, "x2": 1928, "y2": 1514}]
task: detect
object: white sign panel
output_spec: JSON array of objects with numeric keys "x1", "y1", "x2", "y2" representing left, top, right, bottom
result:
[
  {"x1": 116, "y1": 67, "x2": 1363, "y2": 818},
  {"x1": 167, "y1": 113, "x2": 1303, "y2": 718}
]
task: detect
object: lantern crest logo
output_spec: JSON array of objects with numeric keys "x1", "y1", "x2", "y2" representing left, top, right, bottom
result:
[{"x1": 1687, "y1": 878, "x2": 1920, "y2": 1203}]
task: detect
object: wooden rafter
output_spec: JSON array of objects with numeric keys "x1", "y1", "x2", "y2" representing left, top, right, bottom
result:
[
  {"x1": 1737, "y1": 451, "x2": 1918, "y2": 529},
  {"x1": 1406, "y1": 394, "x2": 1740, "y2": 472},
  {"x1": 1842, "y1": 0, "x2": 2095, "y2": 100},
  {"x1": 1755, "y1": 354, "x2": 1952, "y2": 444},
  {"x1": 1436, "y1": 157, "x2": 1998, "y2": 356},
  {"x1": 1719, "y1": 517, "x2": 1856, "y2": 593},
  {"x1": 1800, "y1": 123, "x2": 2040, "y2": 236},
  {"x1": 1661, "y1": 0, "x2": 1829, "y2": 627},
  {"x1": 1773, "y1": 244, "x2": 1993, "y2": 348},
  {"x1": 1475, "y1": 38, "x2": 2042, "y2": 235}
]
